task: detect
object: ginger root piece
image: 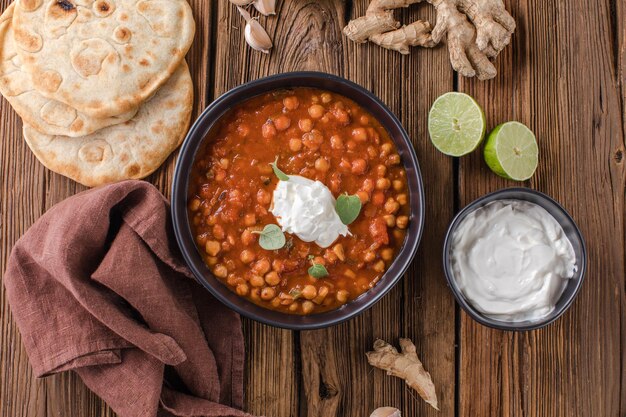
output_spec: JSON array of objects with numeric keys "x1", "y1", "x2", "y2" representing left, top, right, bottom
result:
[
  {"x1": 366, "y1": 338, "x2": 439, "y2": 410},
  {"x1": 428, "y1": 0, "x2": 515, "y2": 79},
  {"x1": 343, "y1": 0, "x2": 433, "y2": 50},
  {"x1": 343, "y1": 0, "x2": 515, "y2": 80},
  {"x1": 371, "y1": 407, "x2": 402, "y2": 417}
]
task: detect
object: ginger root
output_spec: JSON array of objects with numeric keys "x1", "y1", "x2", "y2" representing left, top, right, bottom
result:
[
  {"x1": 366, "y1": 338, "x2": 438, "y2": 410},
  {"x1": 343, "y1": 0, "x2": 515, "y2": 80},
  {"x1": 343, "y1": 0, "x2": 434, "y2": 53}
]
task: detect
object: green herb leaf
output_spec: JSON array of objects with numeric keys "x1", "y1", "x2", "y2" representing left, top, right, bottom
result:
[
  {"x1": 335, "y1": 194, "x2": 362, "y2": 225},
  {"x1": 270, "y1": 157, "x2": 289, "y2": 181},
  {"x1": 252, "y1": 224, "x2": 286, "y2": 250},
  {"x1": 307, "y1": 254, "x2": 315, "y2": 260},
  {"x1": 308, "y1": 263, "x2": 329, "y2": 279}
]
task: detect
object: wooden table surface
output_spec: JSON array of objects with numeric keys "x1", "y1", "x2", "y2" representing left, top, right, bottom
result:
[{"x1": 1, "y1": 1, "x2": 625, "y2": 416}]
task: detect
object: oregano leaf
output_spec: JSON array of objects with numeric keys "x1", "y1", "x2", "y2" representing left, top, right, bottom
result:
[
  {"x1": 335, "y1": 194, "x2": 362, "y2": 225},
  {"x1": 308, "y1": 263, "x2": 329, "y2": 279},
  {"x1": 252, "y1": 224, "x2": 286, "y2": 250},
  {"x1": 269, "y1": 156, "x2": 289, "y2": 181}
]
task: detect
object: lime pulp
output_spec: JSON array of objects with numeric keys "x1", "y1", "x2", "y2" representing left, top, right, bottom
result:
[{"x1": 484, "y1": 121, "x2": 538, "y2": 181}]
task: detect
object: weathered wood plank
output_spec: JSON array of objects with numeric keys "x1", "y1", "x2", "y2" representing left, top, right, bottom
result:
[
  {"x1": 0, "y1": 1, "x2": 213, "y2": 416},
  {"x1": 457, "y1": 1, "x2": 625, "y2": 417}
]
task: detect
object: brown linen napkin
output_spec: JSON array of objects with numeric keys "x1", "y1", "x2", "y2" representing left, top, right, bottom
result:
[{"x1": 4, "y1": 180, "x2": 252, "y2": 417}]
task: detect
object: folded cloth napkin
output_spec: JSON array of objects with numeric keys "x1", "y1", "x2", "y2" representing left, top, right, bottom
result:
[{"x1": 4, "y1": 180, "x2": 252, "y2": 417}]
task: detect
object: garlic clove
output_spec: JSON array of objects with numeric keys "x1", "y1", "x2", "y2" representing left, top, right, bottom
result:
[
  {"x1": 237, "y1": 6, "x2": 273, "y2": 53},
  {"x1": 253, "y1": 0, "x2": 275, "y2": 16},
  {"x1": 370, "y1": 407, "x2": 401, "y2": 417},
  {"x1": 230, "y1": 0, "x2": 255, "y2": 5}
]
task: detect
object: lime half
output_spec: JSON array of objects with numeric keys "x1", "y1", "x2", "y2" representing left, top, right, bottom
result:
[
  {"x1": 428, "y1": 92, "x2": 486, "y2": 156},
  {"x1": 484, "y1": 121, "x2": 538, "y2": 181}
]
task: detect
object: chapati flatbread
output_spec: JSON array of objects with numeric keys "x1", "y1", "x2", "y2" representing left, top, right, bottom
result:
[
  {"x1": 13, "y1": 0, "x2": 195, "y2": 118},
  {"x1": 0, "y1": 4, "x2": 137, "y2": 137},
  {"x1": 23, "y1": 61, "x2": 193, "y2": 187}
]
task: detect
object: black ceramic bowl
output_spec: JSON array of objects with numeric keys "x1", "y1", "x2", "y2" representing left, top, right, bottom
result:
[
  {"x1": 443, "y1": 188, "x2": 587, "y2": 331},
  {"x1": 172, "y1": 72, "x2": 425, "y2": 330}
]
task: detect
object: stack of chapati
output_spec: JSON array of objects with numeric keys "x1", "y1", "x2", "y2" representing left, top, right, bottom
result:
[{"x1": 0, "y1": 0, "x2": 195, "y2": 187}]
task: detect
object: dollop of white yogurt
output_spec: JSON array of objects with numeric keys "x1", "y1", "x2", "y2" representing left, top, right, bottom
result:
[
  {"x1": 270, "y1": 175, "x2": 349, "y2": 248},
  {"x1": 450, "y1": 200, "x2": 577, "y2": 322}
]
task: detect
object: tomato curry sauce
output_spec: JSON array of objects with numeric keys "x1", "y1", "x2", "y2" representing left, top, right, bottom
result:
[{"x1": 188, "y1": 88, "x2": 410, "y2": 314}]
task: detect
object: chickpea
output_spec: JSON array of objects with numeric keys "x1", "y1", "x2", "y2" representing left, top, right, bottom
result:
[
  {"x1": 396, "y1": 215, "x2": 409, "y2": 229},
  {"x1": 262, "y1": 121, "x2": 277, "y2": 138},
  {"x1": 373, "y1": 260, "x2": 385, "y2": 272},
  {"x1": 383, "y1": 214, "x2": 396, "y2": 228},
  {"x1": 313, "y1": 256, "x2": 325, "y2": 266},
  {"x1": 336, "y1": 290, "x2": 350, "y2": 303},
  {"x1": 384, "y1": 198, "x2": 400, "y2": 214},
  {"x1": 381, "y1": 248, "x2": 394, "y2": 261},
  {"x1": 219, "y1": 158, "x2": 230, "y2": 169},
  {"x1": 213, "y1": 264, "x2": 228, "y2": 279},
  {"x1": 283, "y1": 96, "x2": 299, "y2": 110},
  {"x1": 188, "y1": 198, "x2": 201, "y2": 212},
  {"x1": 330, "y1": 135, "x2": 344, "y2": 149},
  {"x1": 257, "y1": 189, "x2": 271, "y2": 205},
  {"x1": 308, "y1": 104, "x2": 325, "y2": 119},
  {"x1": 289, "y1": 302, "x2": 299, "y2": 312},
  {"x1": 367, "y1": 146, "x2": 378, "y2": 158},
  {"x1": 357, "y1": 191, "x2": 369, "y2": 203},
  {"x1": 333, "y1": 109, "x2": 350, "y2": 124},
  {"x1": 392, "y1": 179, "x2": 404, "y2": 191},
  {"x1": 352, "y1": 127, "x2": 368, "y2": 141},
  {"x1": 215, "y1": 170, "x2": 226, "y2": 182},
  {"x1": 372, "y1": 192, "x2": 385, "y2": 206},
  {"x1": 396, "y1": 194, "x2": 408, "y2": 205},
  {"x1": 274, "y1": 115, "x2": 291, "y2": 131},
  {"x1": 298, "y1": 118, "x2": 313, "y2": 132},
  {"x1": 302, "y1": 130, "x2": 324, "y2": 151},
  {"x1": 313, "y1": 286, "x2": 329, "y2": 304},
  {"x1": 381, "y1": 143, "x2": 393, "y2": 156},
  {"x1": 241, "y1": 229, "x2": 255, "y2": 246},
  {"x1": 359, "y1": 115, "x2": 370, "y2": 125},
  {"x1": 332, "y1": 243, "x2": 345, "y2": 261},
  {"x1": 236, "y1": 283, "x2": 249, "y2": 296},
  {"x1": 302, "y1": 285, "x2": 318, "y2": 300},
  {"x1": 272, "y1": 259, "x2": 284, "y2": 272},
  {"x1": 213, "y1": 224, "x2": 225, "y2": 239},
  {"x1": 321, "y1": 92, "x2": 332, "y2": 103},
  {"x1": 363, "y1": 251, "x2": 376, "y2": 263},
  {"x1": 362, "y1": 178, "x2": 374, "y2": 192},
  {"x1": 243, "y1": 213, "x2": 256, "y2": 227},
  {"x1": 253, "y1": 259, "x2": 271, "y2": 275},
  {"x1": 250, "y1": 274, "x2": 265, "y2": 287},
  {"x1": 265, "y1": 271, "x2": 281, "y2": 286},
  {"x1": 376, "y1": 178, "x2": 391, "y2": 190},
  {"x1": 393, "y1": 229, "x2": 404, "y2": 240},
  {"x1": 289, "y1": 138, "x2": 302, "y2": 152},
  {"x1": 240, "y1": 249, "x2": 255, "y2": 264},
  {"x1": 226, "y1": 274, "x2": 238, "y2": 286},
  {"x1": 315, "y1": 157, "x2": 330, "y2": 172},
  {"x1": 221, "y1": 241, "x2": 232, "y2": 252},
  {"x1": 250, "y1": 288, "x2": 260, "y2": 301},
  {"x1": 344, "y1": 269, "x2": 356, "y2": 279},
  {"x1": 374, "y1": 164, "x2": 387, "y2": 177},
  {"x1": 205, "y1": 240, "x2": 220, "y2": 256},
  {"x1": 324, "y1": 250, "x2": 338, "y2": 264},
  {"x1": 388, "y1": 154, "x2": 401, "y2": 165},
  {"x1": 271, "y1": 297, "x2": 281, "y2": 308},
  {"x1": 351, "y1": 158, "x2": 367, "y2": 175},
  {"x1": 205, "y1": 256, "x2": 218, "y2": 267},
  {"x1": 302, "y1": 300, "x2": 315, "y2": 314},
  {"x1": 346, "y1": 140, "x2": 357, "y2": 151},
  {"x1": 329, "y1": 173, "x2": 342, "y2": 194}
]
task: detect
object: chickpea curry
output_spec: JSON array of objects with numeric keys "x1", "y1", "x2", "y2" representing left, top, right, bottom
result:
[{"x1": 188, "y1": 88, "x2": 410, "y2": 315}]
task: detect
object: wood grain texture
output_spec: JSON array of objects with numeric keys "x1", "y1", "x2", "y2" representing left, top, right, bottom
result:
[
  {"x1": 457, "y1": 1, "x2": 626, "y2": 417},
  {"x1": 1, "y1": 0, "x2": 624, "y2": 417},
  {"x1": 0, "y1": 0, "x2": 213, "y2": 416}
]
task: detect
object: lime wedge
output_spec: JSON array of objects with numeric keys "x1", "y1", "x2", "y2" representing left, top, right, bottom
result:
[
  {"x1": 428, "y1": 92, "x2": 486, "y2": 156},
  {"x1": 484, "y1": 121, "x2": 538, "y2": 181}
]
